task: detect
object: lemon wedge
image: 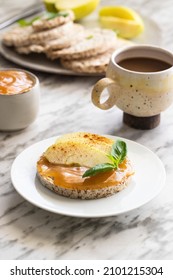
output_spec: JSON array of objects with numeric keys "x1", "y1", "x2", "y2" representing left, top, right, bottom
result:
[
  {"x1": 99, "y1": 6, "x2": 144, "y2": 39},
  {"x1": 43, "y1": 0, "x2": 57, "y2": 12},
  {"x1": 54, "y1": 0, "x2": 100, "y2": 20}
]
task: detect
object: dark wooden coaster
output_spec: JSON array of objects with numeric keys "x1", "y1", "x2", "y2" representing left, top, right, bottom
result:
[{"x1": 123, "y1": 113, "x2": 160, "y2": 129}]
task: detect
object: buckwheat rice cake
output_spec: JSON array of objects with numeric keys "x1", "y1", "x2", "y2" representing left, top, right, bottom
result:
[
  {"x1": 46, "y1": 28, "x2": 117, "y2": 60},
  {"x1": 60, "y1": 38, "x2": 133, "y2": 74},
  {"x1": 16, "y1": 23, "x2": 84, "y2": 54},
  {"x1": 37, "y1": 132, "x2": 134, "y2": 200},
  {"x1": 60, "y1": 48, "x2": 114, "y2": 74},
  {"x1": 30, "y1": 21, "x2": 73, "y2": 44},
  {"x1": 45, "y1": 24, "x2": 84, "y2": 51},
  {"x1": 32, "y1": 10, "x2": 74, "y2": 32},
  {"x1": 15, "y1": 44, "x2": 45, "y2": 54},
  {"x1": 2, "y1": 26, "x2": 33, "y2": 47}
]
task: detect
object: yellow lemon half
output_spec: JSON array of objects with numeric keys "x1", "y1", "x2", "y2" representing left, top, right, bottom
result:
[
  {"x1": 54, "y1": 0, "x2": 100, "y2": 20},
  {"x1": 43, "y1": 0, "x2": 57, "y2": 13},
  {"x1": 99, "y1": 6, "x2": 144, "y2": 39}
]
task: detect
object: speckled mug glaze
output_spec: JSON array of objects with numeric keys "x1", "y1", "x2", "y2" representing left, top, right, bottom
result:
[
  {"x1": 92, "y1": 45, "x2": 173, "y2": 117},
  {"x1": 0, "y1": 69, "x2": 40, "y2": 131}
]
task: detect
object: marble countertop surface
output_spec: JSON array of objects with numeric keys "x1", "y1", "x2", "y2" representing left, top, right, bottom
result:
[{"x1": 0, "y1": 0, "x2": 173, "y2": 260}]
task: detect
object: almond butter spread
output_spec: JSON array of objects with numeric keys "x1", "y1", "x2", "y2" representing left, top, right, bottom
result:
[
  {"x1": 0, "y1": 70, "x2": 34, "y2": 95},
  {"x1": 37, "y1": 156, "x2": 134, "y2": 190}
]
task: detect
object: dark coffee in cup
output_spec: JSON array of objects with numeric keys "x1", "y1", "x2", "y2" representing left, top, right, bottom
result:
[{"x1": 118, "y1": 57, "x2": 172, "y2": 72}]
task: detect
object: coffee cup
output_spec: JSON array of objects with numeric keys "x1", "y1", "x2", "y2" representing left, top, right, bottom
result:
[
  {"x1": 91, "y1": 45, "x2": 173, "y2": 129},
  {"x1": 0, "y1": 68, "x2": 40, "y2": 131}
]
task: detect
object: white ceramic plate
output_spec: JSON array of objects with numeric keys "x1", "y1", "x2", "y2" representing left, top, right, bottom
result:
[
  {"x1": 0, "y1": 14, "x2": 162, "y2": 76},
  {"x1": 11, "y1": 135, "x2": 166, "y2": 218}
]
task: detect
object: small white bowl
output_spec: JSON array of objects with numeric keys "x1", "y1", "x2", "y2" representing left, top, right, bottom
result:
[{"x1": 0, "y1": 68, "x2": 40, "y2": 131}]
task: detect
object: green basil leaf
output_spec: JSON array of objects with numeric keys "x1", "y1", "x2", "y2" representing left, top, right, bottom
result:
[
  {"x1": 82, "y1": 139, "x2": 127, "y2": 178},
  {"x1": 46, "y1": 11, "x2": 69, "y2": 20},
  {"x1": 30, "y1": 16, "x2": 42, "y2": 23},
  {"x1": 86, "y1": 35, "x2": 93, "y2": 40},
  {"x1": 82, "y1": 163, "x2": 114, "y2": 178},
  {"x1": 17, "y1": 16, "x2": 41, "y2": 27},
  {"x1": 107, "y1": 154, "x2": 116, "y2": 163},
  {"x1": 111, "y1": 140, "x2": 127, "y2": 165},
  {"x1": 17, "y1": 19, "x2": 30, "y2": 27},
  {"x1": 17, "y1": 11, "x2": 69, "y2": 27}
]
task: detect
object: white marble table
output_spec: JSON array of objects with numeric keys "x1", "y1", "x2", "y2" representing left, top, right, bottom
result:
[{"x1": 0, "y1": 0, "x2": 173, "y2": 260}]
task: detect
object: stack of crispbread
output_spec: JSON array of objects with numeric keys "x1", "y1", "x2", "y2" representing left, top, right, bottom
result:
[{"x1": 2, "y1": 10, "x2": 133, "y2": 74}]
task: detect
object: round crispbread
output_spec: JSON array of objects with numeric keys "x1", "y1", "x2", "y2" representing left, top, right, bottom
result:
[
  {"x1": 45, "y1": 24, "x2": 84, "y2": 51},
  {"x1": 37, "y1": 171, "x2": 131, "y2": 200},
  {"x1": 15, "y1": 24, "x2": 85, "y2": 54},
  {"x1": 16, "y1": 44, "x2": 45, "y2": 54},
  {"x1": 30, "y1": 21, "x2": 73, "y2": 44},
  {"x1": 2, "y1": 26, "x2": 33, "y2": 47},
  {"x1": 60, "y1": 48, "x2": 114, "y2": 74},
  {"x1": 32, "y1": 10, "x2": 74, "y2": 32},
  {"x1": 46, "y1": 28, "x2": 117, "y2": 60},
  {"x1": 60, "y1": 38, "x2": 133, "y2": 73}
]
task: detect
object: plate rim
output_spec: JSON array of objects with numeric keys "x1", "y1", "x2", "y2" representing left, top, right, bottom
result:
[{"x1": 10, "y1": 135, "x2": 166, "y2": 218}]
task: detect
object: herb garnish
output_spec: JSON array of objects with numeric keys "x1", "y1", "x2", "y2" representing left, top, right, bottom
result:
[
  {"x1": 46, "y1": 11, "x2": 69, "y2": 20},
  {"x1": 86, "y1": 35, "x2": 93, "y2": 40},
  {"x1": 17, "y1": 11, "x2": 69, "y2": 27},
  {"x1": 18, "y1": 16, "x2": 41, "y2": 27},
  {"x1": 82, "y1": 140, "x2": 127, "y2": 178}
]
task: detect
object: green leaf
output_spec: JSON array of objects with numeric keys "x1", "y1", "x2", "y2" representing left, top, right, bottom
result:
[
  {"x1": 82, "y1": 163, "x2": 114, "y2": 178},
  {"x1": 46, "y1": 11, "x2": 69, "y2": 20},
  {"x1": 107, "y1": 154, "x2": 116, "y2": 163},
  {"x1": 86, "y1": 35, "x2": 94, "y2": 40},
  {"x1": 17, "y1": 16, "x2": 41, "y2": 27},
  {"x1": 30, "y1": 16, "x2": 42, "y2": 23},
  {"x1": 111, "y1": 140, "x2": 127, "y2": 166},
  {"x1": 17, "y1": 11, "x2": 69, "y2": 27},
  {"x1": 82, "y1": 139, "x2": 127, "y2": 178},
  {"x1": 17, "y1": 19, "x2": 30, "y2": 27}
]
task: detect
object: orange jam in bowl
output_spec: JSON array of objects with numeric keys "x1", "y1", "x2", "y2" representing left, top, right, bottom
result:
[
  {"x1": 0, "y1": 69, "x2": 40, "y2": 131},
  {"x1": 0, "y1": 70, "x2": 35, "y2": 95}
]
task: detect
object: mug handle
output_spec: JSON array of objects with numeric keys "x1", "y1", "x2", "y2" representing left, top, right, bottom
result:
[{"x1": 92, "y1": 78, "x2": 117, "y2": 110}]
